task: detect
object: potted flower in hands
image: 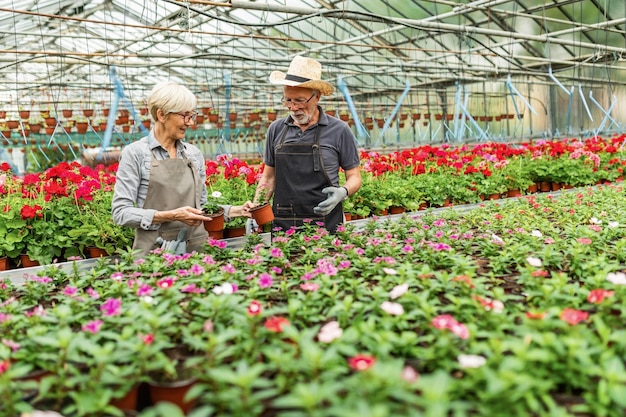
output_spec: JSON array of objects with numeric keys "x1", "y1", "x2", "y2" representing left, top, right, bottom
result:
[
  {"x1": 202, "y1": 191, "x2": 226, "y2": 236},
  {"x1": 249, "y1": 186, "x2": 274, "y2": 227}
]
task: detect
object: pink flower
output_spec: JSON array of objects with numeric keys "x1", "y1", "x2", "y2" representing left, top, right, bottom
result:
[
  {"x1": 577, "y1": 238, "x2": 592, "y2": 244},
  {"x1": 203, "y1": 320, "x2": 214, "y2": 333},
  {"x1": 381, "y1": 301, "x2": 404, "y2": 316},
  {"x1": 348, "y1": 354, "x2": 376, "y2": 371},
  {"x1": 62, "y1": 286, "x2": 78, "y2": 296},
  {"x1": 142, "y1": 334, "x2": 155, "y2": 345},
  {"x1": 181, "y1": 283, "x2": 206, "y2": 293},
  {"x1": 100, "y1": 298, "x2": 122, "y2": 316},
  {"x1": 587, "y1": 289, "x2": 614, "y2": 304},
  {"x1": 431, "y1": 314, "x2": 456, "y2": 330},
  {"x1": 401, "y1": 365, "x2": 419, "y2": 383},
  {"x1": 270, "y1": 247, "x2": 284, "y2": 258},
  {"x1": 300, "y1": 282, "x2": 320, "y2": 292},
  {"x1": 86, "y1": 288, "x2": 100, "y2": 299},
  {"x1": 258, "y1": 273, "x2": 273, "y2": 289},
  {"x1": 247, "y1": 300, "x2": 262, "y2": 316},
  {"x1": 318, "y1": 321, "x2": 342, "y2": 343},
  {"x1": 110, "y1": 272, "x2": 125, "y2": 281},
  {"x1": 82, "y1": 319, "x2": 103, "y2": 334},
  {"x1": 431, "y1": 314, "x2": 469, "y2": 339},
  {"x1": 560, "y1": 308, "x2": 589, "y2": 325},
  {"x1": 2, "y1": 338, "x2": 20, "y2": 352}
]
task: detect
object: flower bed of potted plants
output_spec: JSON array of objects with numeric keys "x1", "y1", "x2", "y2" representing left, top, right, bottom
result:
[{"x1": 2, "y1": 183, "x2": 626, "y2": 416}]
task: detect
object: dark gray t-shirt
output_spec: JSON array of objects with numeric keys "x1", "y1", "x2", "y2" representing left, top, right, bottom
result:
[{"x1": 263, "y1": 107, "x2": 360, "y2": 186}]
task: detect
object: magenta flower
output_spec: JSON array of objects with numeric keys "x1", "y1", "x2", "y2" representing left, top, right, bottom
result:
[
  {"x1": 270, "y1": 247, "x2": 284, "y2": 258},
  {"x1": 577, "y1": 238, "x2": 592, "y2": 244},
  {"x1": 157, "y1": 277, "x2": 175, "y2": 288},
  {"x1": 189, "y1": 264, "x2": 205, "y2": 275},
  {"x1": 137, "y1": 284, "x2": 153, "y2": 296},
  {"x1": 62, "y1": 286, "x2": 78, "y2": 297},
  {"x1": 221, "y1": 264, "x2": 236, "y2": 273},
  {"x1": 2, "y1": 338, "x2": 20, "y2": 352},
  {"x1": 258, "y1": 273, "x2": 274, "y2": 289},
  {"x1": 82, "y1": 319, "x2": 103, "y2": 334},
  {"x1": 110, "y1": 272, "x2": 124, "y2": 281},
  {"x1": 100, "y1": 298, "x2": 122, "y2": 317},
  {"x1": 181, "y1": 283, "x2": 206, "y2": 294}
]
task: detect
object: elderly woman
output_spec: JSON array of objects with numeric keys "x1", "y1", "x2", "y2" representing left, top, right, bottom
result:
[{"x1": 112, "y1": 81, "x2": 252, "y2": 256}]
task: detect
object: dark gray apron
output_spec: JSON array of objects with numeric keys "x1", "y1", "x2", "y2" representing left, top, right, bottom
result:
[
  {"x1": 273, "y1": 124, "x2": 343, "y2": 232},
  {"x1": 132, "y1": 149, "x2": 208, "y2": 256}
]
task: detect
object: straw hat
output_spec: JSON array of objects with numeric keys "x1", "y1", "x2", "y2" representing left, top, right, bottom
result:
[{"x1": 269, "y1": 56, "x2": 334, "y2": 96}]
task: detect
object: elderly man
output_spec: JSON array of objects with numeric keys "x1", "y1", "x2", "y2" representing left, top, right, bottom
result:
[{"x1": 254, "y1": 55, "x2": 362, "y2": 233}]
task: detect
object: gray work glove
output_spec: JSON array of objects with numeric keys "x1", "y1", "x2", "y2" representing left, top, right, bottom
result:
[
  {"x1": 246, "y1": 218, "x2": 259, "y2": 234},
  {"x1": 172, "y1": 228, "x2": 188, "y2": 255},
  {"x1": 313, "y1": 186, "x2": 348, "y2": 216}
]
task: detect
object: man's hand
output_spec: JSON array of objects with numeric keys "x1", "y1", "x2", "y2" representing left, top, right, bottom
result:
[{"x1": 313, "y1": 186, "x2": 348, "y2": 216}]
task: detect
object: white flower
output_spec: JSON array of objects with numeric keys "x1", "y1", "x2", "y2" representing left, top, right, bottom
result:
[
  {"x1": 607, "y1": 272, "x2": 626, "y2": 285},
  {"x1": 211, "y1": 191, "x2": 222, "y2": 198},
  {"x1": 389, "y1": 283, "x2": 409, "y2": 299},
  {"x1": 381, "y1": 301, "x2": 404, "y2": 316},
  {"x1": 491, "y1": 234, "x2": 505, "y2": 245},
  {"x1": 382, "y1": 267, "x2": 398, "y2": 275},
  {"x1": 141, "y1": 296, "x2": 154, "y2": 304},
  {"x1": 212, "y1": 282, "x2": 236, "y2": 295},
  {"x1": 590, "y1": 217, "x2": 601, "y2": 224},
  {"x1": 608, "y1": 221, "x2": 619, "y2": 228},
  {"x1": 458, "y1": 354, "x2": 487, "y2": 369},
  {"x1": 318, "y1": 321, "x2": 342, "y2": 343},
  {"x1": 526, "y1": 256, "x2": 542, "y2": 267},
  {"x1": 531, "y1": 230, "x2": 543, "y2": 238}
]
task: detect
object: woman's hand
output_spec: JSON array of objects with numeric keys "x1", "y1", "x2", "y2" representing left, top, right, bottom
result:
[{"x1": 156, "y1": 206, "x2": 208, "y2": 226}]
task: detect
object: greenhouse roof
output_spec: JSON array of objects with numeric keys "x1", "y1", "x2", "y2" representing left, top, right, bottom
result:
[{"x1": 1, "y1": 0, "x2": 626, "y2": 109}]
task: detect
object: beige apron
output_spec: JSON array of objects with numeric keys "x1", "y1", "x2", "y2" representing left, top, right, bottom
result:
[{"x1": 132, "y1": 150, "x2": 208, "y2": 256}]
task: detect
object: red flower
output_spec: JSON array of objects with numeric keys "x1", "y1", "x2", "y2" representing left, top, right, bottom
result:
[
  {"x1": 525, "y1": 311, "x2": 547, "y2": 320},
  {"x1": 20, "y1": 204, "x2": 43, "y2": 220},
  {"x1": 247, "y1": 300, "x2": 262, "y2": 316},
  {"x1": 348, "y1": 354, "x2": 376, "y2": 371},
  {"x1": 587, "y1": 289, "x2": 614, "y2": 304},
  {"x1": 264, "y1": 316, "x2": 289, "y2": 333},
  {"x1": 560, "y1": 308, "x2": 589, "y2": 325}
]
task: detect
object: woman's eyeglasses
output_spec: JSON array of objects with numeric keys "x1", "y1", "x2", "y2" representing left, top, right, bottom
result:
[{"x1": 174, "y1": 112, "x2": 198, "y2": 123}]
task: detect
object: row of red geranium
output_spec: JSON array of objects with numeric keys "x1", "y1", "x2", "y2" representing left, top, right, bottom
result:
[{"x1": 1, "y1": 135, "x2": 625, "y2": 266}]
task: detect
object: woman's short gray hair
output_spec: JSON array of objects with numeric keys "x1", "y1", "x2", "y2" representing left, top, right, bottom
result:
[{"x1": 147, "y1": 82, "x2": 197, "y2": 121}]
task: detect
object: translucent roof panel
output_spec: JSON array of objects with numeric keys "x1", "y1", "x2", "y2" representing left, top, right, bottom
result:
[{"x1": 0, "y1": 0, "x2": 624, "y2": 111}]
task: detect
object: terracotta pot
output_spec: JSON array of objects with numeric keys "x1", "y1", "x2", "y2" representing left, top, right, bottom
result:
[
  {"x1": 87, "y1": 246, "x2": 108, "y2": 258},
  {"x1": 389, "y1": 206, "x2": 406, "y2": 215},
  {"x1": 267, "y1": 112, "x2": 277, "y2": 121},
  {"x1": 224, "y1": 226, "x2": 246, "y2": 238},
  {"x1": 344, "y1": 213, "x2": 352, "y2": 222},
  {"x1": 83, "y1": 109, "x2": 94, "y2": 117},
  {"x1": 203, "y1": 209, "x2": 225, "y2": 232},
  {"x1": 110, "y1": 384, "x2": 140, "y2": 412},
  {"x1": 0, "y1": 256, "x2": 9, "y2": 271},
  {"x1": 506, "y1": 189, "x2": 522, "y2": 198},
  {"x1": 539, "y1": 181, "x2": 551, "y2": 192},
  {"x1": 20, "y1": 254, "x2": 40, "y2": 268},
  {"x1": 76, "y1": 123, "x2": 89, "y2": 134},
  {"x1": 148, "y1": 378, "x2": 197, "y2": 414},
  {"x1": 527, "y1": 183, "x2": 538, "y2": 193},
  {"x1": 488, "y1": 193, "x2": 501, "y2": 200},
  {"x1": 551, "y1": 182, "x2": 562, "y2": 191},
  {"x1": 62, "y1": 109, "x2": 73, "y2": 118},
  {"x1": 208, "y1": 230, "x2": 224, "y2": 240},
  {"x1": 250, "y1": 203, "x2": 274, "y2": 226},
  {"x1": 19, "y1": 110, "x2": 30, "y2": 119},
  {"x1": 45, "y1": 117, "x2": 56, "y2": 127}
]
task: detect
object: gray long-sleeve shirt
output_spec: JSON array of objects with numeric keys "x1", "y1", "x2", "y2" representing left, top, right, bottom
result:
[{"x1": 111, "y1": 132, "x2": 207, "y2": 231}]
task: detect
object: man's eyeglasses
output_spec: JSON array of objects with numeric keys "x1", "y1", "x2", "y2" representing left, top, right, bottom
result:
[
  {"x1": 281, "y1": 93, "x2": 316, "y2": 108},
  {"x1": 174, "y1": 112, "x2": 198, "y2": 123}
]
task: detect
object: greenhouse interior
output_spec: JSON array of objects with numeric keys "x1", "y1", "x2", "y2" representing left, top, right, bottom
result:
[{"x1": 2, "y1": 1, "x2": 626, "y2": 416}]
